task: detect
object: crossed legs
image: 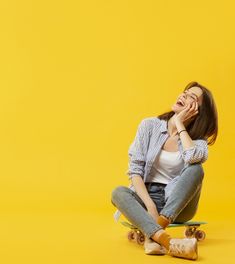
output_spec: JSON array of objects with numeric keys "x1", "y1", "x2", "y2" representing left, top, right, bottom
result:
[{"x1": 111, "y1": 163, "x2": 204, "y2": 240}]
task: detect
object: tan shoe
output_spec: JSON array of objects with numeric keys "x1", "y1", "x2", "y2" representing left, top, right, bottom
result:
[
  {"x1": 144, "y1": 237, "x2": 167, "y2": 255},
  {"x1": 167, "y1": 237, "x2": 198, "y2": 260}
]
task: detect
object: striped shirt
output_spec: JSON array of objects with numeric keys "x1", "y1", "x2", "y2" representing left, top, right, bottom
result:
[{"x1": 113, "y1": 116, "x2": 208, "y2": 221}]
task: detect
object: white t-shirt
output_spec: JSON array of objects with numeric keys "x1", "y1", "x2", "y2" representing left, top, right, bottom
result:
[{"x1": 146, "y1": 149, "x2": 185, "y2": 184}]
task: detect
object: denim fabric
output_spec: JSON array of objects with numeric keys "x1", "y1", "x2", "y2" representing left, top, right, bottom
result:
[
  {"x1": 111, "y1": 163, "x2": 204, "y2": 239},
  {"x1": 145, "y1": 182, "x2": 167, "y2": 214}
]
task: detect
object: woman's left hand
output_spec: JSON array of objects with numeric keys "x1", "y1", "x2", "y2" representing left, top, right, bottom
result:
[
  {"x1": 147, "y1": 203, "x2": 160, "y2": 222},
  {"x1": 175, "y1": 101, "x2": 199, "y2": 124}
]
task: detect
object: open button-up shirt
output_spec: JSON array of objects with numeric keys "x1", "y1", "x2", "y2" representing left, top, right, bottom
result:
[{"x1": 113, "y1": 116, "x2": 208, "y2": 222}]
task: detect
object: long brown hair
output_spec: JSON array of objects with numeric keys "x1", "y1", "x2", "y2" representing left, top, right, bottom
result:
[{"x1": 157, "y1": 81, "x2": 218, "y2": 146}]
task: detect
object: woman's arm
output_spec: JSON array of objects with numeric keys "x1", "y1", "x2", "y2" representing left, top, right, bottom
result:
[
  {"x1": 131, "y1": 175, "x2": 159, "y2": 221},
  {"x1": 174, "y1": 104, "x2": 208, "y2": 164},
  {"x1": 126, "y1": 119, "x2": 150, "y2": 178},
  {"x1": 126, "y1": 118, "x2": 159, "y2": 221}
]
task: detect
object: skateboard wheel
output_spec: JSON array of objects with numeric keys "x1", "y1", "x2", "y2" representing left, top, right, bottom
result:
[
  {"x1": 127, "y1": 231, "x2": 136, "y2": 241},
  {"x1": 195, "y1": 230, "x2": 206, "y2": 241},
  {"x1": 184, "y1": 228, "x2": 194, "y2": 238},
  {"x1": 136, "y1": 232, "x2": 145, "y2": 245}
]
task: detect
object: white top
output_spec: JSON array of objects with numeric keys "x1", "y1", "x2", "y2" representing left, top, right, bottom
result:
[{"x1": 146, "y1": 148, "x2": 185, "y2": 184}]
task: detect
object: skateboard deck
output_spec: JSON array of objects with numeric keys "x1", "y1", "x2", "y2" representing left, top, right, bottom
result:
[{"x1": 121, "y1": 220, "x2": 207, "y2": 245}]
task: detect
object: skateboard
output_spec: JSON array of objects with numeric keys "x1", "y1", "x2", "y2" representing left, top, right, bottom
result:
[{"x1": 121, "y1": 220, "x2": 207, "y2": 245}]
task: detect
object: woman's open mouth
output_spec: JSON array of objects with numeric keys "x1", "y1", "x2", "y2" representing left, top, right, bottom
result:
[{"x1": 176, "y1": 100, "x2": 185, "y2": 107}]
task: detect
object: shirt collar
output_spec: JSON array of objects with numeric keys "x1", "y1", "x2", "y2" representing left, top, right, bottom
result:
[
  {"x1": 160, "y1": 119, "x2": 168, "y2": 133},
  {"x1": 160, "y1": 118, "x2": 181, "y2": 143}
]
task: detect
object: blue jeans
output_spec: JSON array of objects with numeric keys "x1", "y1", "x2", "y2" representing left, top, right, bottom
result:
[{"x1": 111, "y1": 163, "x2": 204, "y2": 239}]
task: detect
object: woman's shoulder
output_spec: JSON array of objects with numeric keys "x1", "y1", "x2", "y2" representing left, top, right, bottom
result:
[
  {"x1": 140, "y1": 116, "x2": 161, "y2": 126},
  {"x1": 137, "y1": 116, "x2": 161, "y2": 134}
]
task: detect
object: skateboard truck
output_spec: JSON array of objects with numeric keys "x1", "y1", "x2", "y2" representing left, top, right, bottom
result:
[{"x1": 121, "y1": 220, "x2": 207, "y2": 245}]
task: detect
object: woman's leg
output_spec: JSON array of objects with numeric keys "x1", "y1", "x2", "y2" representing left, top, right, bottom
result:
[
  {"x1": 111, "y1": 186, "x2": 164, "y2": 239},
  {"x1": 111, "y1": 164, "x2": 203, "y2": 260},
  {"x1": 148, "y1": 163, "x2": 204, "y2": 258},
  {"x1": 173, "y1": 183, "x2": 202, "y2": 223},
  {"x1": 111, "y1": 163, "x2": 204, "y2": 239},
  {"x1": 158, "y1": 163, "x2": 205, "y2": 224}
]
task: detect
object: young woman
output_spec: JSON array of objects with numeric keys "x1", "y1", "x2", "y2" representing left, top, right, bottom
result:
[{"x1": 111, "y1": 81, "x2": 218, "y2": 260}]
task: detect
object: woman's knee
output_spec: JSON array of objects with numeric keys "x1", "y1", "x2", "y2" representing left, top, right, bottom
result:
[
  {"x1": 184, "y1": 163, "x2": 204, "y2": 181},
  {"x1": 111, "y1": 186, "x2": 130, "y2": 204},
  {"x1": 193, "y1": 163, "x2": 204, "y2": 181}
]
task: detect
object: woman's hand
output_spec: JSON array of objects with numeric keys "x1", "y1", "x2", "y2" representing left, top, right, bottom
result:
[
  {"x1": 175, "y1": 101, "x2": 199, "y2": 124},
  {"x1": 147, "y1": 203, "x2": 159, "y2": 222}
]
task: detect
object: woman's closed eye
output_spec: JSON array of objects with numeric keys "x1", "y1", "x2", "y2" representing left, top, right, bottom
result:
[{"x1": 184, "y1": 91, "x2": 197, "y2": 101}]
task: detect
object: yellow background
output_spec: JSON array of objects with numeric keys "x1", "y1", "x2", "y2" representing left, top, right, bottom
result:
[{"x1": 0, "y1": 0, "x2": 234, "y2": 263}]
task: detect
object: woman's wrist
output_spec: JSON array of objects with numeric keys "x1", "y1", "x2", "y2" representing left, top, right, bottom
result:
[
  {"x1": 177, "y1": 129, "x2": 187, "y2": 135},
  {"x1": 175, "y1": 119, "x2": 186, "y2": 133},
  {"x1": 146, "y1": 200, "x2": 157, "y2": 209}
]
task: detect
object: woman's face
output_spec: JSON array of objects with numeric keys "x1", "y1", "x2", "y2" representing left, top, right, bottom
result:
[{"x1": 172, "y1": 86, "x2": 203, "y2": 114}]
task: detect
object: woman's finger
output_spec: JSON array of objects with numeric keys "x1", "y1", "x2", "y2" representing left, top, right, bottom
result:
[
  {"x1": 194, "y1": 101, "x2": 197, "y2": 111},
  {"x1": 187, "y1": 103, "x2": 193, "y2": 112},
  {"x1": 185, "y1": 103, "x2": 191, "y2": 110},
  {"x1": 194, "y1": 102, "x2": 199, "y2": 114},
  {"x1": 190, "y1": 102, "x2": 196, "y2": 112},
  {"x1": 191, "y1": 109, "x2": 198, "y2": 117}
]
